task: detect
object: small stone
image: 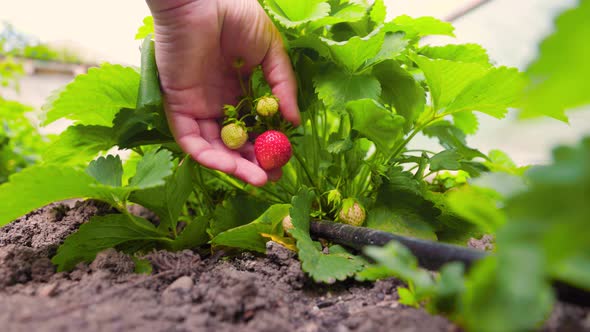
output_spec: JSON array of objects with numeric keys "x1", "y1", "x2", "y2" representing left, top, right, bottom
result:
[
  {"x1": 37, "y1": 283, "x2": 58, "y2": 297},
  {"x1": 166, "y1": 276, "x2": 194, "y2": 292}
]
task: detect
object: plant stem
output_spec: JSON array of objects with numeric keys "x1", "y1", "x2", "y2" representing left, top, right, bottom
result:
[{"x1": 293, "y1": 149, "x2": 318, "y2": 190}]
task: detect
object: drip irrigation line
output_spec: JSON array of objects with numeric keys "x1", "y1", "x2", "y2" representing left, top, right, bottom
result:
[{"x1": 310, "y1": 220, "x2": 590, "y2": 307}]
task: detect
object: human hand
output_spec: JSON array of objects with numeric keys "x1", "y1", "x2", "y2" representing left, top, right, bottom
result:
[{"x1": 145, "y1": 0, "x2": 300, "y2": 186}]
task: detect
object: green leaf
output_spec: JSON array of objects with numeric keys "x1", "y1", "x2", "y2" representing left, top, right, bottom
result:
[
  {"x1": 411, "y1": 55, "x2": 488, "y2": 111},
  {"x1": 290, "y1": 188, "x2": 365, "y2": 283},
  {"x1": 462, "y1": 251, "x2": 554, "y2": 332},
  {"x1": 209, "y1": 195, "x2": 271, "y2": 237},
  {"x1": 86, "y1": 155, "x2": 123, "y2": 187},
  {"x1": 129, "y1": 157, "x2": 194, "y2": 233},
  {"x1": 366, "y1": 206, "x2": 437, "y2": 240},
  {"x1": 52, "y1": 214, "x2": 168, "y2": 271},
  {"x1": 169, "y1": 216, "x2": 210, "y2": 250},
  {"x1": 419, "y1": 44, "x2": 490, "y2": 65},
  {"x1": 444, "y1": 66, "x2": 526, "y2": 118},
  {"x1": 0, "y1": 165, "x2": 99, "y2": 225},
  {"x1": 346, "y1": 99, "x2": 405, "y2": 153},
  {"x1": 521, "y1": 1, "x2": 590, "y2": 121},
  {"x1": 369, "y1": 0, "x2": 386, "y2": 25},
  {"x1": 445, "y1": 185, "x2": 506, "y2": 233},
  {"x1": 129, "y1": 149, "x2": 174, "y2": 189},
  {"x1": 42, "y1": 64, "x2": 140, "y2": 126},
  {"x1": 135, "y1": 16, "x2": 154, "y2": 40},
  {"x1": 364, "y1": 32, "x2": 408, "y2": 68},
  {"x1": 264, "y1": 0, "x2": 330, "y2": 28},
  {"x1": 307, "y1": 1, "x2": 366, "y2": 31},
  {"x1": 211, "y1": 204, "x2": 290, "y2": 253},
  {"x1": 374, "y1": 60, "x2": 425, "y2": 132},
  {"x1": 314, "y1": 69, "x2": 381, "y2": 110},
  {"x1": 452, "y1": 111, "x2": 478, "y2": 135},
  {"x1": 423, "y1": 121, "x2": 487, "y2": 160},
  {"x1": 137, "y1": 37, "x2": 162, "y2": 109},
  {"x1": 42, "y1": 125, "x2": 115, "y2": 166},
  {"x1": 388, "y1": 15, "x2": 455, "y2": 39},
  {"x1": 321, "y1": 28, "x2": 385, "y2": 72},
  {"x1": 362, "y1": 242, "x2": 435, "y2": 295},
  {"x1": 429, "y1": 150, "x2": 462, "y2": 171}
]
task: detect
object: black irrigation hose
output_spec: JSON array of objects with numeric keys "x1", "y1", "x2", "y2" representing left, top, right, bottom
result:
[{"x1": 310, "y1": 220, "x2": 590, "y2": 307}]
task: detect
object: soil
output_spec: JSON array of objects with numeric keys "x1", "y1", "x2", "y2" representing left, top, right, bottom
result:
[{"x1": 0, "y1": 201, "x2": 588, "y2": 332}]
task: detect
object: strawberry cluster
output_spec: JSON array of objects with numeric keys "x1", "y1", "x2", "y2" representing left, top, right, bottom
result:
[{"x1": 220, "y1": 94, "x2": 292, "y2": 171}]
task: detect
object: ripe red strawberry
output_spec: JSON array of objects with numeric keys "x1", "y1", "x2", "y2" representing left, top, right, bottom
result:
[
  {"x1": 256, "y1": 96, "x2": 279, "y2": 117},
  {"x1": 338, "y1": 198, "x2": 366, "y2": 226},
  {"x1": 221, "y1": 123, "x2": 248, "y2": 150},
  {"x1": 254, "y1": 130, "x2": 292, "y2": 170}
]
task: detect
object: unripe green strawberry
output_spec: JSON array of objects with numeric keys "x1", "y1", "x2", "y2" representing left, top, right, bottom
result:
[
  {"x1": 338, "y1": 198, "x2": 366, "y2": 226},
  {"x1": 254, "y1": 130, "x2": 292, "y2": 170},
  {"x1": 256, "y1": 96, "x2": 279, "y2": 117},
  {"x1": 221, "y1": 123, "x2": 248, "y2": 150}
]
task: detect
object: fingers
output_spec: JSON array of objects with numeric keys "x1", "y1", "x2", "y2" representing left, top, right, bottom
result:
[{"x1": 262, "y1": 30, "x2": 301, "y2": 126}]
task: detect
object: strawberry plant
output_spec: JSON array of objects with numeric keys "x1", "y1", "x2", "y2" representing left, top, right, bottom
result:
[{"x1": 0, "y1": 1, "x2": 588, "y2": 331}]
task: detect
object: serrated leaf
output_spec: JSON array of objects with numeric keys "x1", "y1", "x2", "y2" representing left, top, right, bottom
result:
[
  {"x1": 423, "y1": 121, "x2": 487, "y2": 160},
  {"x1": 369, "y1": 0, "x2": 386, "y2": 25},
  {"x1": 42, "y1": 125, "x2": 115, "y2": 166},
  {"x1": 444, "y1": 67, "x2": 526, "y2": 118},
  {"x1": 388, "y1": 15, "x2": 455, "y2": 39},
  {"x1": 429, "y1": 150, "x2": 462, "y2": 171},
  {"x1": 321, "y1": 28, "x2": 384, "y2": 72},
  {"x1": 42, "y1": 64, "x2": 140, "y2": 126},
  {"x1": 364, "y1": 31, "x2": 408, "y2": 68},
  {"x1": 452, "y1": 111, "x2": 479, "y2": 135},
  {"x1": 52, "y1": 214, "x2": 168, "y2": 271},
  {"x1": 112, "y1": 108, "x2": 173, "y2": 149},
  {"x1": 412, "y1": 55, "x2": 488, "y2": 111},
  {"x1": 211, "y1": 204, "x2": 290, "y2": 253},
  {"x1": 314, "y1": 69, "x2": 381, "y2": 110},
  {"x1": 135, "y1": 16, "x2": 154, "y2": 40},
  {"x1": 307, "y1": 1, "x2": 366, "y2": 31},
  {"x1": 419, "y1": 44, "x2": 490, "y2": 65},
  {"x1": 86, "y1": 155, "x2": 123, "y2": 187},
  {"x1": 0, "y1": 165, "x2": 99, "y2": 225},
  {"x1": 521, "y1": 1, "x2": 590, "y2": 121},
  {"x1": 346, "y1": 99, "x2": 405, "y2": 153},
  {"x1": 129, "y1": 149, "x2": 173, "y2": 189},
  {"x1": 264, "y1": 0, "x2": 330, "y2": 28},
  {"x1": 209, "y1": 195, "x2": 271, "y2": 237},
  {"x1": 129, "y1": 157, "x2": 194, "y2": 233},
  {"x1": 374, "y1": 60, "x2": 425, "y2": 132},
  {"x1": 290, "y1": 188, "x2": 364, "y2": 283}
]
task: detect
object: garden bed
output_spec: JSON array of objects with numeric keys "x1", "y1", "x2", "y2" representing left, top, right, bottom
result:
[{"x1": 0, "y1": 201, "x2": 587, "y2": 332}]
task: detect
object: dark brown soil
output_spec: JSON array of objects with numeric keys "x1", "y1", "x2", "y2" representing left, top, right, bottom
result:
[{"x1": 0, "y1": 201, "x2": 588, "y2": 332}]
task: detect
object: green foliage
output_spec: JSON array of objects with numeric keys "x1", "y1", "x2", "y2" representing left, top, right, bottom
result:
[
  {"x1": 521, "y1": 0, "x2": 590, "y2": 120},
  {"x1": 52, "y1": 214, "x2": 169, "y2": 271},
  {"x1": 211, "y1": 204, "x2": 290, "y2": 253},
  {"x1": 42, "y1": 64, "x2": 140, "y2": 126},
  {"x1": 135, "y1": 16, "x2": 154, "y2": 40},
  {"x1": 290, "y1": 188, "x2": 365, "y2": 283}
]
